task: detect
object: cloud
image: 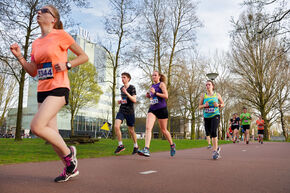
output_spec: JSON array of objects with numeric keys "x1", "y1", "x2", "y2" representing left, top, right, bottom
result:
[{"x1": 196, "y1": 0, "x2": 245, "y2": 54}]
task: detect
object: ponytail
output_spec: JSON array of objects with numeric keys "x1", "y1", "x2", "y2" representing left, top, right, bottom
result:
[
  {"x1": 54, "y1": 20, "x2": 63, "y2": 29},
  {"x1": 46, "y1": 5, "x2": 63, "y2": 29},
  {"x1": 159, "y1": 73, "x2": 166, "y2": 83}
]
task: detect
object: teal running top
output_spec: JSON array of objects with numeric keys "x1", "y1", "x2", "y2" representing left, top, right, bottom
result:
[{"x1": 203, "y1": 92, "x2": 220, "y2": 118}]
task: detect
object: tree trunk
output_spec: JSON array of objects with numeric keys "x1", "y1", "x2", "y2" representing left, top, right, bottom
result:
[
  {"x1": 111, "y1": 66, "x2": 117, "y2": 139},
  {"x1": 264, "y1": 119, "x2": 270, "y2": 140},
  {"x1": 191, "y1": 115, "x2": 196, "y2": 140},
  {"x1": 15, "y1": 69, "x2": 26, "y2": 141},
  {"x1": 70, "y1": 113, "x2": 75, "y2": 136},
  {"x1": 280, "y1": 111, "x2": 288, "y2": 141}
]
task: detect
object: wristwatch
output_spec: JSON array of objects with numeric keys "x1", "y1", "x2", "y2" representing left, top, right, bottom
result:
[{"x1": 66, "y1": 62, "x2": 72, "y2": 70}]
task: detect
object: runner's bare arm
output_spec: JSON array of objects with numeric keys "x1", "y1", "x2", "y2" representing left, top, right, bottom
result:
[
  {"x1": 199, "y1": 94, "x2": 205, "y2": 109},
  {"x1": 217, "y1": 93, "x2": 224, "y2": 108},
  {"x1": 68, "y1": 42, "x2": 88, "y2": 68},
  {"x1": 155, "y1": 82, "x2": 168, "y2": 99},
  {"x1": 10, "y1": 43, "x2": 37, "y2": 77},
  {"x1": 127, "y1": 94, "x2": 137, "y2": 103}
]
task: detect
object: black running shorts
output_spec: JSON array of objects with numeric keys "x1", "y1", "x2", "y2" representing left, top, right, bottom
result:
[{"x1": 37, "y1": 87, "x2": 69, "y2": 105}]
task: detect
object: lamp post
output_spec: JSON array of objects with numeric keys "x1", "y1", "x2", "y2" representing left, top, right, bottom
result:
[{"x1": 206, "y1": 73, "x2": 219, "y2": 81}]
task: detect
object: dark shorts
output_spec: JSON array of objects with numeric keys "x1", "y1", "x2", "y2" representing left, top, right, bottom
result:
[
  {"x1": 204, "y1": 115, "x2": 220, "y2": 138},
  {"x1": 242, "y1": 125, "x2": 250, "y2": 130},
  {"x1": 258, "y1": 130, "x2": 264, "y2": 135},
  {"x1": 116, "y1": 112, "x2": 135, "y2": 127},
  {"x1": 232, "y1": 126, "x2": 239, "y2": 130},
  {"x1": 148, "y1": 107, "x2": 168, "y2": 119},
  {"x1": 37, "y1": 88, "x2": 69, "y2": 105}
]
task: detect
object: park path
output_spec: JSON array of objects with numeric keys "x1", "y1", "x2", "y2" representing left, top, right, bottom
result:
[{"x1": 0, "y1": 142, "x2": 290, "y2": 193}]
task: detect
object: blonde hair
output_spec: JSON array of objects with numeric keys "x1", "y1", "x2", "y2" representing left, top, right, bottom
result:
[{"x1": 46, "y1": 5, "x2": 63, "y2": 29}]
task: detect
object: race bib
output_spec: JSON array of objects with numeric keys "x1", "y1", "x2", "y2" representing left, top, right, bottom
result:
[
  {"x1": 244, "y1": 120, "x2": 248, "y2": 123},
  {"x1": 37, "y1": 62, "x2": 53, "y2": 80},
  {"x1": 121, "y1": 97, "x2": 127, "y2": 104},
  {"x1": 258, "y1": 125, "x2": 263, "y2": 129},
  {"x1": 150, "y1": 97, "x2": 158, "y2": 105},
  {"x1": 204, "y1": 107, "x2": 215, "y2": 113}
]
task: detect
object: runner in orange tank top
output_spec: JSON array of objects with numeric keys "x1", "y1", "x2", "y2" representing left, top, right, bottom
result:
[
  {"x1": 10, "y1": 4, "x2": 88, "y2": 182},
  {"x1": 256, "y1": 115, "x2": 265, "y2": 144}
]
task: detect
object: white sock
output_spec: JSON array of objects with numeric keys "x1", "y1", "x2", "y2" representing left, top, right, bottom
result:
[
  {"x1": 118, "y1": 141, "x2": 123, "y2": 146},
  {"x1": 134, "y1": 143, "x2": 138, "y2": 148}
]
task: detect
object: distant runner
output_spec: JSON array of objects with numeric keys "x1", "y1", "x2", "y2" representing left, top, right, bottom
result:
[
  {"x1": 240, "y1": 107, "x2": 252, "y2": 144},
  {"x1": 256, "y1": 116, "x2": 264, "y2": 144}
]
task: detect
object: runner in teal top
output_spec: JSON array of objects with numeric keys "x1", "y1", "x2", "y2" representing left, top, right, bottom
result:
[
  {"x1": 203, "y1": 92, "x2": 220, "y2": 118},
  {"x1": 199, "y1": 80, "x2": 224, "y2": 160},
  {"x1": 240, "y1": 107, "x2": 252, "y2": 144}
]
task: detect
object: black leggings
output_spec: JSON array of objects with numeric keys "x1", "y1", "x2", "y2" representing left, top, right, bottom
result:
[{"x1": 204, "y1": 115, "x2": 220, "y2": 138}]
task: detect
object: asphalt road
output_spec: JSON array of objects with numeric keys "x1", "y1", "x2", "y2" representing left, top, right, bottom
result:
[{"x1": 0, "y1": 142, "x2": 290, "y2": 193}]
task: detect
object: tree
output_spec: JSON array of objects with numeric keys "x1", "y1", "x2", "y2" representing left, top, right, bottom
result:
[
  {"x1": 274, "y1": 55, "x2": 289, "y2": 141},
  {"x1": 229, "y1": 10, "x2": 285, "y2": 139},
  {"x1": 65, "y1": 56, "x2": 102, "y2": 136},
  {"x1": 131, "y1": 0, "x2": 201, "y2": 135},
  {"x1": 165, "y1": 0, "x2": 201, "y2": 132},
  {"x1": 173, "y1": 59, "x2": 204, "y2": 139},
  {"x1": 243, "y1": 0, "x2": 289, "y2": 40},
  {"x1": 102, "y1": 0, "x2": 138, "y2": 139},
  {"x1": 0, "y1": 0, "x2": 89, "y2": 140}
]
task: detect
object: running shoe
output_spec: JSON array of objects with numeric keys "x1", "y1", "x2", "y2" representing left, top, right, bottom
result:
[
  {"x1": 138, "y1": 147, "x2": 150, "y2": 157},
  {"x1": 114, "y1": 145, "x2": 125, "y2": 154},
  {"x1": 207, "y1": 144, "x2": 212, "y2": 149},
  {"x1": 261, "y1": 141, "x2": 263, "y2": 144},
  {"x1": 217, "y1": 147, "x2": 221, "y2": 154},
  {"x1": 132, "y1": 147, "x2": 139, "y2": 155},
  {"x1": 212, "y1": 147, "x2": 221, "y2": 160},
  {"x1": 54, "y1": 169, "x2": 79, "y2": 183},
  {"x1": 246, "y1": 141, "x2": 249, "y2": 144},
  {"x1": 170, "y1": 143, "x2": 176, "y2": 157},
  {"x1": 233, "y1": 140, "x2": 235, "y2": 143},
  {"x1": 65, "y1": 146, "x2": 78, "y2": 174},
  {"x1": 55, "y1": 146, "x2": 78, "y2": 183}
]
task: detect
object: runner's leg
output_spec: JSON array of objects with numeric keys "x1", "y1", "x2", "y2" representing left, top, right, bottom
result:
[{"x1": 144, "y1": 113, "x2": 156, "y2": 148}]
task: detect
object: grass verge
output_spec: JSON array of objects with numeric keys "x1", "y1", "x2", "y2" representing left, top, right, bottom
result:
[{"x1": 0, "y1": 138, "x2": 232, "y2": 165}]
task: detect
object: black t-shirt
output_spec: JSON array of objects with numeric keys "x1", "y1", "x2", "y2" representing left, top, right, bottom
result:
[
  {"x1": 230, "y1": 117, "x2": 240, "y2": 127},
  {"x1": 119, "y1": 85, "x2": 136, "y2": 115}
]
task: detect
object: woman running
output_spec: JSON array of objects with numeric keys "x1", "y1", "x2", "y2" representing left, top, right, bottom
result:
[
  {"x1": 199, "y1": 80, "x2": 224, "y2": 160},
  {"x1": 138, "y1": 71, "x2": 176, "y2": 157},
  {"x1": 10, "y1": 5, "x2": 88, "y2": 182}
]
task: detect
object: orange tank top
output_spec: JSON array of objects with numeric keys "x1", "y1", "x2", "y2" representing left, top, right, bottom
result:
[
  {"x1": 256, "y1": 120, "x2": 264, "y2": 130},
  {"x1": 31, "y1": 29, "x2": 75, "y2": 92}
]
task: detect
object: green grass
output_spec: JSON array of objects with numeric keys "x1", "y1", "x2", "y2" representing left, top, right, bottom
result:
[{"x1": 0, "y1": 138, "x2": 232, "y2": 165}]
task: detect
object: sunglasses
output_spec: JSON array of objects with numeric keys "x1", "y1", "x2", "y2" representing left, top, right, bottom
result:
[{"x1": 36, "y1": 8, "x2": 55, "y2": 18}]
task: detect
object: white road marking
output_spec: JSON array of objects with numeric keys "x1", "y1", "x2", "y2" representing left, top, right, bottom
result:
[
  {"x1": 242, "y1": 150, "x2": 247, "y2": 152},
  {"x1": 139, "y1": 170, "x2": 157, "y2": 175}
]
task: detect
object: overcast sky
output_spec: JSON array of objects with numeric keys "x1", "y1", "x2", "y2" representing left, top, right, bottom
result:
[{"x1": 71, "y1": 0, "x2": 246, "y2": 56}]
